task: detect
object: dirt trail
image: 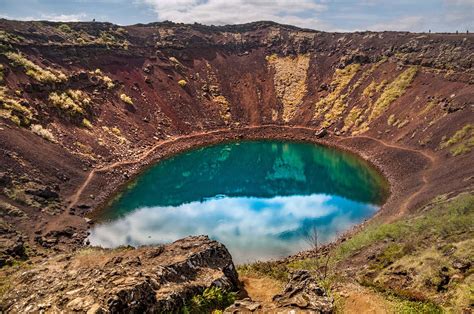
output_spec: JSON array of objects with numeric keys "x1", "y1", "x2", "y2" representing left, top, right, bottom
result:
[
  {"x1": 341, "y1": 135, "x2": 437, "y2": 217},
  {"x1": 67, "y1": 126, "x2": 437, "y2": 216},
  {"x1": 239, "y1": 275, "x2": 283, "y2": 309},
  {"x1": 339, "y1": 284, "x2": 392, "y2": 314},
  {"x1": 66, "y1": 127, "x2": 232, "y2": 210}
]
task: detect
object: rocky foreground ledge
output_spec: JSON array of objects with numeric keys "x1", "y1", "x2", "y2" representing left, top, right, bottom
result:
[{"x1": 1, "y1": 236, "x2": 239, "y2": 313}]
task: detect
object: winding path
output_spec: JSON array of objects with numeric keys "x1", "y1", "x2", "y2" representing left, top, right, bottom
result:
[
  {"x1": 341, "y1": 135, "x2": 436, "y2": 216},
  {"x1": 67, "y1": 125, "x2": 437, "y2": 218}
]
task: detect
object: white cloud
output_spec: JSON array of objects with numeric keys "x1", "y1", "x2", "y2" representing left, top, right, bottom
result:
[
  {"x1": 0, "y1": 13, "x2": 89, "y2": 22},
  {"x1": 141, "y1": 0, "x2": 328, "y2": 29},
  {"x1": 88, "y1": 194, "x2": 378, "y2": 263},
  {"x1": 367, "y1": 15, "x2": 426, "y2": 31}
]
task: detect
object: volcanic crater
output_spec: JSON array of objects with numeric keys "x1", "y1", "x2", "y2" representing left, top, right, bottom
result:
[{"x1": 0, "y1": 19, "x2": 473, "y2": 312}]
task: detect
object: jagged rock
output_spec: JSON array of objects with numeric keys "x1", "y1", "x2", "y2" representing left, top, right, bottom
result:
[
  {"x1": 224, "y1": 298, "x2": 262, "y2": 313},
  {"x1": 315, "y1": 128, "x2": 328, "y2": 139},
  {"x1": 2, "y1": 235, "x2": 239, "y2": 313},
  {"x1": 273, "y1": 270, "x2": 334, "y2": 313}
]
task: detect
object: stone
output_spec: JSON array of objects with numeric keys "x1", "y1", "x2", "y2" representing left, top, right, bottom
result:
[
  {"x1": 273, "y1": 270, "x2": 334, "y2": 313},
  {"x1": 2, "y1": 236, "x2": 239, "y2": 313},
  {"x1": 224, "y1": 298, "x2": 262, "y2": 313}
]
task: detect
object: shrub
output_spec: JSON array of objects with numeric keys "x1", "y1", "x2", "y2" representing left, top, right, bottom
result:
[
  {"x1": 178, "y1": 79, "x2": 187, "y2": 87},
  {"x1": 120, "y1": 93, "x2": 133, "y2": 105},
  {"x1": 57, "y1": 24, "x2": 72, "y2": 33},
  {"x1": 183, "y1": 286, "x2": 236, "y2": 313},
  {"x1": 49, "y1": 89, "x2": 90, "y2": 117},
  {"x1": 440, "y1": 124, "x2": 474, "y2": 156},
  {"x1": 81, "y1": 118, "x2": 93, "y2": 129},
  {"x1": 0, "y1": 86, "x2": 33, "y2": 126},
  {"x1": 4, "y1": 52, "x2": 67, "y2": 83},
  {"x1": 30, "y1": 124, "x2": 56, "y2": 142}
]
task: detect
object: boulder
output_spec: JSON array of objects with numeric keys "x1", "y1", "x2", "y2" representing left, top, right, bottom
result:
[
  {"x1": 1, "y1": 236, "x2": 239, "y2": 313},
  {"x1": 273, "y1": 270, "x2": 334, "y2": 313},
  {"x1": 224, "y1": 298, "x2": 262, "y2": 313}
]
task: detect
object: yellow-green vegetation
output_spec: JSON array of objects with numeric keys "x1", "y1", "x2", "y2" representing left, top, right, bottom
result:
[
  {"x1": 30, "y1": 124, "x2": 56, "y2": 142},
  {"x1": 0, "y1": 31, "x2": 25, "y2": 44},
  {"x1": 57, "y1": 24, "x2": 72, "y2": 33},
  {"x1": 49, "y1": 89, "x2": 91, "y2": 117},
  {"x1": 368, "y1": 66, "x2": 418, "y2": 121},
  {"x1": 440, "y1": 124, "x2": 474, "y2": 156},
  {"x1": 238, "y1": 260, "x2": 289, "y2": 283},
  {"x1": 120, "y1": 93, "x2": 133, "y2": 105},
  {"x1": 0, "y1": 64, "x2": 4, "y2": 82},
  {"x1": 4, "y1": 52, "x2": 67, "y2": 83},
  {"x1": 0, "y1": 86, "x2": 33, "y2": 126},
  {"x1": 182, "y1": 286, "x2": 236, "y2": 313},
  {"x1": 363, "y1": 80, "x2": 377, "y2": 98},
  {"x1": 102, "y1": 126, "x2": 127, "y2": 144},
  {"x1": 81, "y1": 118, "x2": 93, "y2": 129},
  {"x1": 420, "y1": 99, "x2": 438, "y2": 116},
  {"x1": 349, "y1": 57, "x2": 387, "y2": 93},
  {"x1": 341, "y1": 106, "x2": 364, "y2": 132},
  {"x1": 0, "y1": 200, "x2": 26, "y2": 218},
  {"x1": 241, "y1": 193, "x2": 473, "y2": 312},
  {"x1": 266, "y1": 53, "x2": 310, "y2": 122},
  {"x1": 178, "y1": 79, "x2": 187, "y2": 87},
  {"x1": 313, "y1": 63, "x2": 360, "y2": 127},
  {"x1": 111, "y1": 126, "x2": 121, "y2": 136},
  {"x1": 213, "y1": 95, "x2": 231, "y2": 123},
  {"x1": 91, "y1": 69, "x2": 115, "y2": 89},
  {"x1": 387, "y1": 114, "x2": 409, "y2": 128}
]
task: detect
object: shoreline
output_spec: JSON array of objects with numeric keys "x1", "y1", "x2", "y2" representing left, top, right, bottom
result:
[{"x1": 51, "y1": 125, "x2": 433, "y2": 255}]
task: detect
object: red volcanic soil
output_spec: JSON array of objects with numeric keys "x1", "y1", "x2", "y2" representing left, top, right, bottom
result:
[{"x1": 0, "y1": 19, "x2": 472, "y2": 267}]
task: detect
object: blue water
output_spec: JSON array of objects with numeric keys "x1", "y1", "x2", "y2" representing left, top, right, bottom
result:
[{"x1": 88, "y1": 140, "x2": 388, "y2": 263}]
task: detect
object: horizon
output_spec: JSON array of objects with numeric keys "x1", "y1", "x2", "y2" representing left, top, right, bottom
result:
[{"x1": 0, "y1": 0, "x2": 472, "y2": 33}]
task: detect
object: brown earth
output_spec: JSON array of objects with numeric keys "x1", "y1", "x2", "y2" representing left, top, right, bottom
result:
[{"x1": 0, "y1": 19, "x2": 473, "y2": 312}]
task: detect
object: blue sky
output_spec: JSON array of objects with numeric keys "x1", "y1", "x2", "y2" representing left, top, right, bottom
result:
[{"x1": 0, "y1": 0, "x2": 472, "y2": 32}]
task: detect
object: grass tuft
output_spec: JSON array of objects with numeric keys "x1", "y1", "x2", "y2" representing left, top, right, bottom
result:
[
  {"x1": 120, "y1": 93, "x2": 133, "y2": 105},
  {"x1": 30, "y1": 124, "x2": 56, "y2": 142},
  {"x1": 368, "y1": 66, "x2": 418, "y2": 121},
  {"x1": 4, "y1": 52, "x2": 67, "y2": 83}
]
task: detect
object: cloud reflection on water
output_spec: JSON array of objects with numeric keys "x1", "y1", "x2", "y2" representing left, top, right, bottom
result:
[{"x1": 89, "y1": 194, "x2": 378, "y2": 264}]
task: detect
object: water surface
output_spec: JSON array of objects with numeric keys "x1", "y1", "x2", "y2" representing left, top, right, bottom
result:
[{"x1": 89, "y1": 140, "x2": 388, "y2": 263}]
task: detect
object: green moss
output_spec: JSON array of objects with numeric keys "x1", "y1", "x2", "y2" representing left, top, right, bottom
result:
[
  {"x1": 237, "y1": 260, "x2": 288, "y2": 282},
  {"x1": 182, "y1": 286, "x2": 236, "y2": 314},
  {"x1": 387, "y1": 293, "x2": 444, "y2": 313},
  {"x1": 4, "y1": 52, "x2": 67, "y2": 83},
  {"x1": 368, "y1": 67, "x2": 418, "y2": 122}
]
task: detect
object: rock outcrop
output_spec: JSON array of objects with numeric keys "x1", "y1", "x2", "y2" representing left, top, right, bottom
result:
[
  {"x1": 1, "y1": 235, "x2": 239, "y2": 313},
  {"x1": 273, "y1": 270, "x2": 334, "y2": 313}
]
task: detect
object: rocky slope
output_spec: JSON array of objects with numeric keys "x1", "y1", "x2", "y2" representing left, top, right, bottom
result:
[
  {"x1": 2, "y1": 235, "x2": 239, "y2": 313},
  {"x1": 0, "y1": 19, "x2": 473, "y2": 312}
]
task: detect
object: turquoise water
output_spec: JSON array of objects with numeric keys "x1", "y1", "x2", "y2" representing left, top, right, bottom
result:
[{"x1": 88, "y1": 140, "x2": 389, "y2": 263}]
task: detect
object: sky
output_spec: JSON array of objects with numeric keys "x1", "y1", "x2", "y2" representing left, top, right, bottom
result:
[{"x1": 0, "y1": 0, "x2": 473, "y2": 32}]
